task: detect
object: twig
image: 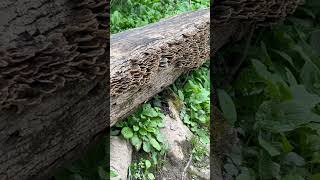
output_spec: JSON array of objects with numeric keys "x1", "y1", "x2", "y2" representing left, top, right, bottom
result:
[{"x1": 181, "y1": 153, "x2": 193, "y2": 180}]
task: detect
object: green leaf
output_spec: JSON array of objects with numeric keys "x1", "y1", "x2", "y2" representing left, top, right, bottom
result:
[
  {"x1": 121, "y1": 127, "x2": 133, "y2": 139},
  {"x1": 133, "y1": 125, "x2": 139, "y2": 131},
  {"x1": 139, "y1": 128, "x2": 148, "y2": 136},
  {"x1": 236, "y1": 167, "x2": 255, "y2": 180},
  {"x1": 310, "y1": 173, "x2": 320, "y2": 180},
  {"x1": 272, "y1": 50, "x2": 296, "y2": 70},
  {"x1": 217, "y1": 89, "x2": 237, "y2": 126},
  {"x1": 256, "y1": 100, "x2": 319, "y2": 132},
  {"x1": 178, "y1": 90, "x2": 184, "y2": 101},
  {"x1": 147, "y1": 173, "x2": 155, "y2": 180},
  {"x1": 131, "y1": 134, "x2": 142, "y2": 150},
  {"x1": 143, "y1": 141, "x2": 151, "y2": 153},
  {"x1": 258, "y1": 150, "x2": 280, "y2": 179},
  {"x1": 282, "y1": 174, "x2": 304, "y2": 180},
  {"x1": 285, "y1": 67, "x2": 298, "y2": 86},
  {"x1": 145, "y1": 160, "x2": 151, "y2": 169},
  {"x1": 155, "y1": 133, "x2": 164, "y2": 143},
  {"x1": 283, "y1": 152, "x2": 306, "y2": 167},
  {"x1": 142, "y1": 104, "x2": 159, "y2": 117},
  {"x1": 258, "y1": 135, "x2": 280, "y2": 157},
  {"x1": 149, "y1": 137, "x2": 162, "y2": 151},
  {"x1": 110, "y1": 168, "x2": 118, "y2": 177},
  {"x1": 281, "y1": 134, "x2": 294, "y2": 153}
]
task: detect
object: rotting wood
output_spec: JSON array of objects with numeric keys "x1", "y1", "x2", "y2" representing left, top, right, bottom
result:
[
  {"x1": 110, "y1": 9, "x2": 210, "y2": 126},
  {"x1": 0, "y1": 0, "x2": 304, "y2": 179},
  {"x1": 0, "y1": 0, "x2": 108, "y2": 179}
]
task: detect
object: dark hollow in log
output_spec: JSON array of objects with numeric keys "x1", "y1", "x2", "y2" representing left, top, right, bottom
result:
[{"x1": 110, "y1": 9, "x2": 210, "y2": 126}]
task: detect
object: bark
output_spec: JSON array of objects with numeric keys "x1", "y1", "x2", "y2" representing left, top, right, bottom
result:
[
  {"x1": 110, "y1": 9, "x2": 210, "y2": 126},
  {"x1": 0, "y1": 0, "x2": 108, "y2": 179},
  {"x1": 0, "y1": 0, "x2": 302, "y2": 178}
]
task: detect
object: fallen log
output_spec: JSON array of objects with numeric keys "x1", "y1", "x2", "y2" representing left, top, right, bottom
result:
[
  {"x1": 0, "y1": 0, "x2": 108, "y2": 179},
  {"x1": 110, "y1": 9, "x2": 210, "y2": 126}
]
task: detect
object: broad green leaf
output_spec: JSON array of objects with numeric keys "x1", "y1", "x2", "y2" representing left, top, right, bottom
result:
[
  {"x1": 149, "y1": 137, "x2": 161, "y2": 151},
  {"x1": 256, "y1": 101, "x2": 318, "y2": 132},
  {"x1": 301, "y1": 62, "x2": 320, "y2": 96},
  {"x1": 293, "y1": 45, "x2": 320, "y2": 73},
  {"x1": 145, "y1": 160, "x2": 151, "y2": 169},
  {"x1": 290, "y1": 85, "x2": 320, "y2": 109},
  {"x1": 236, "y1": 167, "x2": 255, "y2": 180},
  {"x1": 133, "y1": 125, "x2": 139, "y2": 131},
  {"x1": 258, "y1": 150, "x2": 280, "y2": 179},
  {"x1": 258, "y1": 135, "x2": 280, "y2": 157},
  {"x1": 309, "y1": 173, "x2": 320, "y2": 180},
  {"x1": 131, "y1": 134, "x2": 142, "y2": 150},
  {"x1": 143, "y1": 141, "x2": 151, "y2": 153},
  {"x1": 155, "y1": 133, "x2": 164, "y2": 143},
  {"x1": 139, "y1": 128, "x2": 148, "y2": 136},
  {"x1": 217, "y1": 89, "x2": 237, "y2": 126},
  {"x1": 147, "y1": 173, "x2": 155, "y2": 180},
  {"x1": 142, "y1": 104, "x2": 159, "y2": 117},
  {"x1": 283, "y1": 152, "x2": 306, "y2": 167},
  {"x1": 121, "y1": 127, "x2": 133, "y2": 139},
  {"x1": 282, "y1": 174, "x2": 304, "y2": 180}
]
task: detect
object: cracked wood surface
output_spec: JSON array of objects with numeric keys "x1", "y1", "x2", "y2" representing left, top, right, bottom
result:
[
  {"x1": 0, "y1": 0, "x2": 108, "y2": 179},
  {"x1": 110, "y1": 9, "x2": 210, "y2": 126}
]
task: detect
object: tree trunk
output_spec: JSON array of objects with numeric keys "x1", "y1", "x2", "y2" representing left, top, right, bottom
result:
[
  {"x1": 110, "y1": 9, "x2": 210, "y2": 126},
  {"x1": 0, "y1": 0, "x2": 108, "y2": 179}
]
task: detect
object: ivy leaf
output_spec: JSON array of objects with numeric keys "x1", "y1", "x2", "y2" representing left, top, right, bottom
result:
[
  {"x1": 121, "y1": 127, "x2": 133, "y2": 139},
  {"x1": 217, "y1": 89, "x2": 237, "y2": 126}
]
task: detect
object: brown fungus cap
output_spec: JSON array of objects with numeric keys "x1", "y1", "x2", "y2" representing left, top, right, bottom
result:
[{"x1": 212, "y1": 0, "x2": 303, "y2": 26}]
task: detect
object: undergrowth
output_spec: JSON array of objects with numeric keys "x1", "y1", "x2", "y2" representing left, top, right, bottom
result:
[
  {"x1": 216, "y1": 1, "x2": 320, "y2": 179},
  {"x1": 111, "y1": 0, "x2": 209, "y2": 33}
]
